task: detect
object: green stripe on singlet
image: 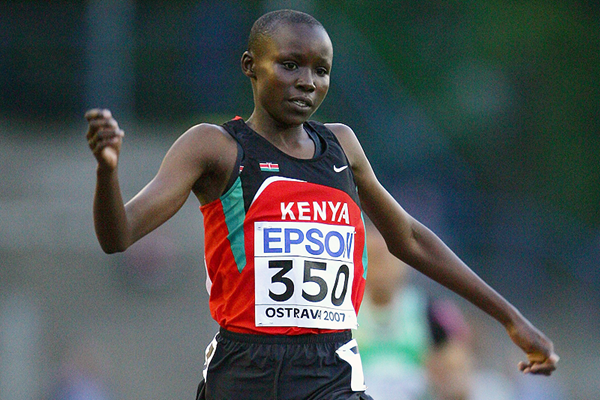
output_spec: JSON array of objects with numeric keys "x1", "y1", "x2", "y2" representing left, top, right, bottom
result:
[
  {"x1": 361, "y1": 213, "x2": 368, "y2": 279},
  {"x1": 221, "y1": 177, "x2": 247, "y2": 273}
]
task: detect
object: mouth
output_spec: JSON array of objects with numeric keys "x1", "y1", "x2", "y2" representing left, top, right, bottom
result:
[{"x1": 289, "y1": 97, "x2": 313, "y2": 108}]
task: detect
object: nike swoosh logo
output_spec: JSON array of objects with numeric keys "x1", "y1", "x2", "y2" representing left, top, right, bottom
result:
[{"x1": 333, "y1": 165, "x2": 349, "y2": 173}]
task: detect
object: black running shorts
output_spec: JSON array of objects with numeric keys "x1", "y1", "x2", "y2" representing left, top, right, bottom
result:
[{"x1": 195, "y1": 328, "x2": 374, "y2": 400}]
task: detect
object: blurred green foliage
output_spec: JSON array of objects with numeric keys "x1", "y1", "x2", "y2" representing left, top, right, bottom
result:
[
  {"x1": 322, "y1": 0, "x2": 599, "y2": 226},
  {"x1": 0, "y1": 0, "x2": 598, "y2": 226}
]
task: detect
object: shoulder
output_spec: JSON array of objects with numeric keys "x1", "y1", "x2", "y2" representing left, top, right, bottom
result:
[
  {"x1": 167, "y1": 122, "x2": 239, "y2": 203},
  {"x1": 323, "y1": 123, "x2": 368, "y2": 168},
  {"x1": 323, "y1": 123, "x2": 363, "y2": 153},
  {"x1": 161, "y1": 122, "x2": 238, "y2": 179},
  {"x1": 170, "y1": 123, "x2": 237, "y2": 160},
  {"x1": 323, "y1": 122, "x2": 355, "y2": 139},
  {"x1": 180, "y1": 122, "x2": 235, "y2": 146}
]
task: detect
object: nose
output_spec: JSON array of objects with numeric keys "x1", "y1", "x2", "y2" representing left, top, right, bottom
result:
[{"x1": 296, "y1": 68, "x2": 316, "y2": 92}]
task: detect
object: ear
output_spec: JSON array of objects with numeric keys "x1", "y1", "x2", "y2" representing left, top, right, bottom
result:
[{"x1": 241, "y1": 51, "x2": 256, "y2": 78}]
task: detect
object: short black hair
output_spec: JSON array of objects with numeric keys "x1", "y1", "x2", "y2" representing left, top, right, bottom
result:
[{"x1": 248, "y1": 9, "x2": 325, "y2": 54}]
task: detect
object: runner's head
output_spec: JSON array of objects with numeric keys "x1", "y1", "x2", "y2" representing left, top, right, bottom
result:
[
  {"x1": 247, "y1": 10, "x2": 327, "y2": 57},
  {"x1": 242, "y1": 10, "x2": 333, "y2": 126}
]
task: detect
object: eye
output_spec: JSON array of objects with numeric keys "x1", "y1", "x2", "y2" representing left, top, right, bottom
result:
[
  {"x1": 316, "y1": 67, "x2": 329, "y2": 76},
  {"x1": 282, "y1": 62, "x2": 298, "y2": 70}
]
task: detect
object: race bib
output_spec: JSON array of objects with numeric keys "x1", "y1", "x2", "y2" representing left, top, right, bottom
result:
[{"x1": 254, "y1": 221, "x2": 358, "y2": 329}]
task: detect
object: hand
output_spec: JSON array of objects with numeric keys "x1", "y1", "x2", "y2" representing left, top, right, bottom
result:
[
  {"x1": 85, "y1": 108, "x2": 124, "y2": 170},
  {"x1": 506, "y1": 316, "x2": 559, "y2": 376}
]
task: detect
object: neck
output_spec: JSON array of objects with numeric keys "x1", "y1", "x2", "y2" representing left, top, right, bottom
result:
[
  {"x1": 246, "y1": 112, "x2": 305, "y2": 137},
  {"x1": 246, "y1": 114, "x2": 315, "y2": 159}
]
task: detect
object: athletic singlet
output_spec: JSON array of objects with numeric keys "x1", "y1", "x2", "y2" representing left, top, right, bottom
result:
[{"x1": 200, "y1": 118, "x2": 368, "y2": 335}]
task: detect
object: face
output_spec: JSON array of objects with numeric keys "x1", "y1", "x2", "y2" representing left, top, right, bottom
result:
[{"x1": 244, "y1": 23, "x2": 333, "y2": 127}]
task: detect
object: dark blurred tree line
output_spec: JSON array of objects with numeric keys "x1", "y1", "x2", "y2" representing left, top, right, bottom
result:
[
  {"x1": 1, "y1": 0, "x2": 598, "y2": 226},
  {"x1": 323, "y1": 0, "x2": 599, "y2": 227}
]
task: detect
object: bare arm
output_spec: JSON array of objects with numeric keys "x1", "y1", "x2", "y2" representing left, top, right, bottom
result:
[
  {"x1": 328, "y1": 122, "x2": 558, "y2": 375},
  {"x1": 85, "y1": 109, "x2": 236, "y2": 253}
]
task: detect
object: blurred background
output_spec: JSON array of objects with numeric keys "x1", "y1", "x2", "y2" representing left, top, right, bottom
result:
[{"x1": 0, "y1": 0, "x2": 598, "y2": 399}]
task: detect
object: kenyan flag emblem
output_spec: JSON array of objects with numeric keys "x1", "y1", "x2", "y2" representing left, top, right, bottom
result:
[{"x1": 259, "y1": 162, "x2": 279, "y2": 172}]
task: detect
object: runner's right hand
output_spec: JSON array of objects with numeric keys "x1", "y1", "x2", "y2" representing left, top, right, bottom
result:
[{"x1": 85, "y1": 108, "x2": 124, "y2": 170}]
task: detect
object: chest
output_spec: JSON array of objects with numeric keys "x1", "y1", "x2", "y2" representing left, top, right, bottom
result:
[{"x1": 237, "y1": 132, "x2": 357, "y2": 212}]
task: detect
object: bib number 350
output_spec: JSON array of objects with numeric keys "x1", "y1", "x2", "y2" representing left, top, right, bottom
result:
[
  {"x1": 254, "y1": 221, "x2": 358, "y2": 329},
  {"x1": 255, "y1": 257, "x2": 357, "y2": 329},
  {"x1": 269, "y1": 260, "x2": 350, "y2": 306}
]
